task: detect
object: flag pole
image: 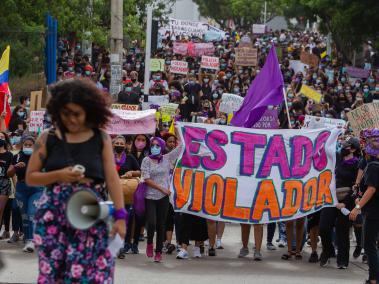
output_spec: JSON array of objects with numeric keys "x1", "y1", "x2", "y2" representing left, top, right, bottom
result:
[{"x1": 283, "y1": 86, "x2": 292, "y2": 129}]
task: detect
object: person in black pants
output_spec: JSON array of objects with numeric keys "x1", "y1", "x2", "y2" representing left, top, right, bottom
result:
[
  {"x1": 350, "y1": 129, "x2": 379, "y2": 284},
  {"x1": 319, "y1": 138, "x2": 360, "y2": 269}
]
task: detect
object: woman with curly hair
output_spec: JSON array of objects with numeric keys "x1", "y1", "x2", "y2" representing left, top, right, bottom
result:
[{"x1": 26, "y1": 78, "x2": 126, "y2": 283}]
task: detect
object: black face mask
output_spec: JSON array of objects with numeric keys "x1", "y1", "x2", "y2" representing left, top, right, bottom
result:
[
  {"x1": 0, "y1": 139, "x2": 5, "y2": 148},
  {"x1": 114, "y1": 146, "x2": 125, "y2": 154}
]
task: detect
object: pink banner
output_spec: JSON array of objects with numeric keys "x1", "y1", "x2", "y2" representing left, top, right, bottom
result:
[
  {"x1": 173, "y1": 42, "x2": 188, "y2": 55},
  {"x1": 106, "y1": 109, "x2": 157, "y2": 135},
  {"x1": 173, "y1": 42, "x2": 215, "y2": 57}
]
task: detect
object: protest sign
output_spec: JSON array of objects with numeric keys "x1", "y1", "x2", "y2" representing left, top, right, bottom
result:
[
  {"x1": 239, "y1": 35, "x2": 252, "y2": 48},
  {"x1": 235, "y1": 48, "x2": 258, "y2": 66},
  {"x1": 150, "y1": 59, "x2": 165, "y2": 72},
  {"x1": 219, "y1": 93, "x2": 244, "y2": 114},
  {"x1": 345, "y1": 66, "x2": 370, "y2": 79},
  {"x1": 110, "y1": 64, "x2": 122, "y2": 96},
  {"x1": 171, "y1": 123, "x2": 340, "y2": 224},
  {"x1": 30, "y1": 91, "x2": 43, "y2": 111},
  {"x1": 206, "y1": 25, "x2": 227, "y2": 39},
  {"x1": 201, "y1": 56, "x2": 219, "y2": 70},
  {"x1": 252, "y1": 24, "x2": 266, "y2": 34},
  {"x1": 160, "y1": 103, "x2": 179, "y2": 122},
  {"x1": 192, "y1": 43, "x2": 215, "y2": 57},
  {"x1": 289, "y1": 60, "x2": 309, "y2": 75},
  {"x1": 111, "y1": 104, "x2": 139, "y2": 111},
  {"x1": 173, "y1": 42, "x2": 188, "y2": 55},
  {"x1": 252, "y1": 109, "x2": 279, "y2": 129},
  {"x1": 169, "y1": 18, "x2": 207, "y2": 38},
  {"x1": 347, "y1": 103, "x2": 379, "y2": 135},
  {"x1": 300, "y1": 52, "x2": 319, "y2": 68},
  {"x1": 142, "y1": 95, "x2": 170, "y2": 110},
  {"x1": 302, "y1": 115, "x2": 346, "y2": 130},
  {"x1": 300, "y1": 84, "x2": 322, "y2": 103},
  {"x1": 29, "y1": 110, "x2": 45, "y2": 132},
  {"x1": 106, "y1": 109, "x2": 156, "y2": 135},
  {"x1": 170, "y1": 60, "x2": 189, "y2": 75}
]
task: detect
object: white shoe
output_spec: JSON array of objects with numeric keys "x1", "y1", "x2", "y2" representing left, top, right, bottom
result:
[
  {"x1": 216, "y1": 239, "x2": 224, "y2": 249},
  {"x1": 176, "y1": 249, "x2": 189, "y2": 259},
  {"x1": 278, "y1": 240, "x2": 286, "y2": 248},
  {"x1": 23, "y1": 241, "x2": 35, "y2": 253},
  {"x1": 193, "y1": 246, "x2": 202, "y2": 258}
]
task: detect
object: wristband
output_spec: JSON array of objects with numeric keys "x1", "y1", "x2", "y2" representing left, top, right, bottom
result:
[{"x1": 113, "y1": 208, "x2": 128, "y2": 221}]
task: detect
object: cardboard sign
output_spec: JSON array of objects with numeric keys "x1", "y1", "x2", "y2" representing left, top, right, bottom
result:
[
  {"x1": 219, "y1": 93, "x2": 244, "y2": 114},
  {"x1": 106, "y1": 109, "x2": 157, "y2": 135},
  {"x1": 111, "y1": 104, "x2": 139, "y2": 111},
  {"x1": 252, "y1": 24, "x2": 266, "y2": 34},
  {"x1": 252, "y1": 109, "x2": 279, "y2": 129},
  {"x1": 170, "y1": 60, "x2": 189, "y2": 75},
  {"x1": 171, "y1": 122, "x2": 340, "y2": 224},
  {"x1": 300, "y1": 51, "x2": 319, "y2": 68},
  {"x1": 302, "y1": 115, "x2": 347, "y2": 130},
  {"x1": 346, "y1": 67, "x2": 370, "y2": 79},
  {"x1": 347, "y1": 103, "x2": 379, "y2": 135},
  {"x1": 29, "y1": 110, "x2": 45, "y2": 132},
  {"x1": 235, "y1": 48, "x2": 258, "y2": 66},
  {"x1": 300, "y1": 84, "x2": 322, "y2": 103},
  {"x1": 30, "y1": 90, "x2": 43, "y2": 111},
  {"x1": 201, "y1": 56, "x2": 219, "y2": 70},
  {"x1": 150, "y1": 59, "x2": 165, "y2": 72},
  {"x1": 289, "y1": 60, "x2": 309, "y2": 75}
]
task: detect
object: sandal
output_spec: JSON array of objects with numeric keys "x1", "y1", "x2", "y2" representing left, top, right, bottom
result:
[
  {"x1": 282, "y1": 251, "x2": 295, "y2": 260},
  {"x1": 295, "y1": 252, "x2": 303, "y2": 260}
]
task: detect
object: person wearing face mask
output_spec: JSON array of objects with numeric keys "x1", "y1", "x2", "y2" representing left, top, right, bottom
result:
[
  {"x1": 131, "y1": 134, "x2": 150, "y2": 167},
  {"x1": 112, "y1": 136, "x2": 141, "y2": 258},
  {"x1": 232, "y1": 83, "x2": 241, "y2": 96},
  {"x1": 319, "y1": 138, "x2": 360, "y2": 269},
  {"x1": 118, "y1": 82, "x2": 140, "y2": 105},
  {"x1": 149, "y1": 71, "x2": 168, "y2": 93},
  {"x1": 83, "y1": 65, "x2": 93, "y2": 77},
  {"x1": 8, "y1": 106, "x2": 27, "y2": 134},
  {"x1": 7, "y1": 136, "x2": 44, "y2": 253},
  {"x1": 141, "y1": 135, "x2": 183, "y2": 263},
  {"x1": 373, "y1": 83, "x2": 379, "y2": 101},
  {"x1": 63, "y1": 61, "x2": 75, "y2": 79},
  {"x1": 182, "y1": 74, "x2": 202, "y2": 121},
  {"x1": 100, "y1": 71, "x2": 111, "y2": 92},
  {"x1": 200, "y1": 75, "x2": 212, "y2": 98},
  {"x1": 218, "y1": 113, "x2": 228, "y2": 125}
]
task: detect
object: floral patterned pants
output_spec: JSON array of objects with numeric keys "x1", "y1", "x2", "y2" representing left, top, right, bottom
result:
[{"x1": 34, "y1": 183, "x2": 115, "y2": 284}]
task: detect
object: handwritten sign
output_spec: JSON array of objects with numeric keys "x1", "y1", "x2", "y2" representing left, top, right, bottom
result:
[
  {"x1": 201, "y1": 56, "x2": 219, "y2": 70},
  {"x1": 219, "y1": 93, "x2": 244, "y2": 114},
  {"x1": 29, "y1": 111, "x2": 45, "y2": 133},
  {"x1": 289, "y1": 60, "x2": 309, "y2": 75},
  {"x1": 300, "y1": 51, "x2": 319, "y2": 68},
  {"x1": 106, "y1": 109, "x2": 157, "y2": 135},
  {"x1": 111, "y1": 104, "x2": 139, "y2": 111},
  {"x1": 235, "y1": 48, "x2": 258, "y2": 66},
  {"x1": 300, "y1": 84, "x2": 322, "y2": 103},
  {"x1": 170, "y1": 60, "x2": 189, "y2": 75},
  {"x1": 150, "y1": 59, "x2": 165, "y2": 72},
  {"x1": 346, "y1": 67, "x2": 370, "y2": 79},
  {"x1": 171, "y1": 123, "x2": 340, "y2": 224},
  {"x1": 169, "y1": 18, "x2": 207, "y2": 38},
  {"x1": 252, "y1": 24, "x2": 266, "y2": 34},
  {"x1": 347, "y1": 103, "x2": 379, "y2": 135},
  {"x1": 302, "y1": 115, "x2": 346, "y2": 130},
  {"x1": 252, "y1": 109, "x2": 279, "y2": 129},
  {"x1": 142, "y1": 95, "x2": 170, "y2": 110},
  {"x1": 173, "y1": 42, "x2": 189, "y2": 55}
]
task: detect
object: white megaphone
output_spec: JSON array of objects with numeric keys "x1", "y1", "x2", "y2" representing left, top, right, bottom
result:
[{"x1": 66, "y1": 190, "x2": 115, "y2": 230}]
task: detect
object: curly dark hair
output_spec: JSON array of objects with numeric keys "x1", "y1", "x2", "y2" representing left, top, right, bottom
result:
[{"x1": 47, "y1": 78, "x2": 112, "y2": 129}]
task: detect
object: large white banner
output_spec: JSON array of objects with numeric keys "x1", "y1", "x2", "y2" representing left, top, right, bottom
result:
[
  {"x1": 169, "y1": 18, "x2": 207, "y2": 38},
  {"x1": 170, "y1": 123, "x2": 340, "y2": 224},
  {"x1": 106, "y1": 109, "x2": 156, "y2": 135}
]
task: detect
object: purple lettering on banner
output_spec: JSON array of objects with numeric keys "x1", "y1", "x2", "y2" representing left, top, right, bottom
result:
[
  {"x1": 290, "y1": 136, "x2": 313, "y2": 178},
  {"x1": 181, "y1": 126, "x2": 207, "y2": 168},
  {"x1": 313, "y1": 131, "x2": 331, "y2": 171},
  {"x1": 231, "y1": 132, "x2": 267, "y2": 176},
  {"x1": 257, "y1": 135, "x2": 291, "y2": 179},
  {"x1": 202, "y1": 130, "x2": 228, "y2": 171},
  {"x1": 345, "y1": 66, "x2": 370, "y2": 79},
  {"x1": 252, "y1": 109, "x2": 279, "y2": 129}
]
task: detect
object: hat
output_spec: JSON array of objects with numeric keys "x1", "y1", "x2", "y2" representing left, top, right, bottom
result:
[{"x1": 84, "y1": 65, "x2": 93, "y2": 72}]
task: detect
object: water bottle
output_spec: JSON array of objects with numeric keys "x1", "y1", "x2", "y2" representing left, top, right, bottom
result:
[{"x1": 340, "y1": 207, "x2": 350, "y2": 216}]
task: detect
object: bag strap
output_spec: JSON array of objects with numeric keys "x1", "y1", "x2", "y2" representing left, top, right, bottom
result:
[{"x1": 58, "y1": 127, "x2": 75, "y2": 167}]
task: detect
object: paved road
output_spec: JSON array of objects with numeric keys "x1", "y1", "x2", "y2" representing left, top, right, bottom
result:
[{"x1": 0, "y1": 224, "x2": 368, "y2": 284}]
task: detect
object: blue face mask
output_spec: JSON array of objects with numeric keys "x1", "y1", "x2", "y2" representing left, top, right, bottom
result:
[
  {"x1": 23, "y1": 147, "x2": 33, "y2": 156},
  {"x1": 151, "y1": 145, "x2": 161, "y2": 156},
  {"x1": 10, "y1": 136, "x2": 21, "y2": 145},
  {"x1": 126, "y1": 87, "x2": 132, "y2": 92}
]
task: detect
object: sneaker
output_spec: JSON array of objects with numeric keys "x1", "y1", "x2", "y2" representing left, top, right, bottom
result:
[
  {"x1": 22, "y1": 241, "x2": 35, "y2": 253},
  {"x1": 353, "y1": 246, "x2": 362, "y2": 259},
  {"x1": 319, "y1": 252, "x2": 330, "y2": 267},
  {"x1": 267, "y1": 243, "x2": 277, "y2": 251},
  {"x1": 131, "y1": 244, "x2": 139, "y2": 254},
  {"x1": 278, "y1": 239, "x2": 286, "y2": 248},
  {"x1": 362, "y1": 254, "x2": 368, "y2": 264},
  {"x1": 146, "y1": 244, "x2": 154, "y2": 258},
  {"x1": 238, "y1": 247, "x2": 249, "y2": 258},
  {"x1": 208, "y1": 247, "x2": 216, "y2": 256},
  {"x1": 216, "y1": 239, "x2": 224, "y2": 249},
  {"x1": 123, "y1": 243, "x2": 131, "y2": 254},
  {"x1": 254, "y1": 250, "x2": 262, "y2": 261},
  {"x1": 193, "y1": 246, "x2": 202, "y2": 258},
  {"x1": 309, "y1": 252, "x2": 319, "y2": 263},
  {"x1": 337, "y1": 264, "x2": 348, "y2": 269},
  {"x1": 162, "y1": 244, "x2": 168, "y2": 253},
  {"x1": 7, "y1": 233, "x2": 19, "y2": 243},
  {"x1": 176, "y1": 249, "x2": 189, "y2": 259},
  {"x1": 0, "y1": 231, "x2": 10, "y2": 240},
  {"x1": 176, "y1": 244, "x2": 181, "y2": 252},
  {"x1": 167, "y1": 244, "x2": 176, "y2": 254},
  {"x1": 154, "y1": 252, "x2": 162, "y2": 262}
]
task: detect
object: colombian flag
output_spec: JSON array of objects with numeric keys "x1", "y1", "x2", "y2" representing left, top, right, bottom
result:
[{"x1": 0, "y1": 46, "x2": 12, "y2": 126}]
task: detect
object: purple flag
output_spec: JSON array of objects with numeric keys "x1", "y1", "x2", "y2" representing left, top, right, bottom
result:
[{"x1": 231, "y1": 46, "x2": 284, "y2": 127}]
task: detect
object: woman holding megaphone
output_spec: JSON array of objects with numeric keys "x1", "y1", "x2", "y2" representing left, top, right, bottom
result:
[{"x1": 26, "y1": 79, "x2": 126, "y2": 283}]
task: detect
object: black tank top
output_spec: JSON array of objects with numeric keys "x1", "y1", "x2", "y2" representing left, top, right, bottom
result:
[{"x1": 44, "y1": 129, "x2": 105, "y2": 182}]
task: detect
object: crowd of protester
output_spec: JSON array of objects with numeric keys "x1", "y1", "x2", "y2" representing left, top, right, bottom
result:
[{"x1": 1, "y1": 27, "x2": 379, "y2": 283}]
